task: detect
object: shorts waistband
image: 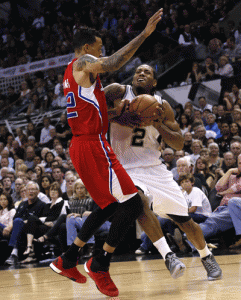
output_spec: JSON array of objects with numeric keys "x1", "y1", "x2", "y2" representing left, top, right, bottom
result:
[{"x1": 73, "y1": 134, "x2": 106, "y2": 141}]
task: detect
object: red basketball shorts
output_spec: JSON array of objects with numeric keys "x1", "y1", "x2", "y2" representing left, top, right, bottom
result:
[{"x1": 69, "y1": 135, "x2": 138, "y2": 209}]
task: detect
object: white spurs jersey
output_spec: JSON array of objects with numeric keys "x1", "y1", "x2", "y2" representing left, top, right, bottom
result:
[{"x1": 110, "y1": 85, "x2": 163, "y2": 170}]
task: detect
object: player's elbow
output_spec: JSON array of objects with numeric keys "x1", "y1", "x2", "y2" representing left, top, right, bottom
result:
[{"x1": 174, "y1": 135, "x2": 184, "y2": 151}]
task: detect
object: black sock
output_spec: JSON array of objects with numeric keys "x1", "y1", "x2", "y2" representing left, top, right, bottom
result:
[
  {"x1": 64, "y1": 243, "x2": 81, "y2": 262},
  {"x1": 90, "y1": 249, "x2": 113, "y2": 272}
]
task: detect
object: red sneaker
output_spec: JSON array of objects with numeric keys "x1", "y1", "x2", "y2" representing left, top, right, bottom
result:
[
  {"x1": 50, "y1": 255, "x2": 87, "y2": 283},
  {"x1": 84, "y1": 257, "x2": 119, "y2": 297}
]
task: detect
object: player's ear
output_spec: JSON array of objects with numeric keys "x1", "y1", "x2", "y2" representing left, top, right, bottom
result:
[
  {"x1": 83, "y1": 44, "x2": 89, "y2": 53},
  {"x1": 153, "y1": 80, "x2": 157, "y2": 87}
]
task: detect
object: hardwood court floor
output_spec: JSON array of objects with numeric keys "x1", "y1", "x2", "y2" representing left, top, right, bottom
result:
[{"x1": 1, "y1": 253, "x2": 241, "y2": 300}]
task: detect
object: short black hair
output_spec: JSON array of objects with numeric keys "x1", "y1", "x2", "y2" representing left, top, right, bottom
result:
[
  {"x1": 178, "y1": 174, "x2": 194, "y2": 185},
  {"x1": 73, "y1": 27, "x2": 101, "y2": 51}
]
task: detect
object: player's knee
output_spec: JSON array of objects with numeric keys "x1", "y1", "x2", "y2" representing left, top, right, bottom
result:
[{"x1": 168, "y1": 214, "x2": 192, "y2": 225}]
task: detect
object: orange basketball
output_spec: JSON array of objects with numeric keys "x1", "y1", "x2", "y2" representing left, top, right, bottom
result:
[{"x1": 129, "y1": 94, "x2": 159, "y2": 123}]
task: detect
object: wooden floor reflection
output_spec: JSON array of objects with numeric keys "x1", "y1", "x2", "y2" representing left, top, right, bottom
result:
[{"x1": 1, "y1": 254, "x2": 241, "y2": 300}]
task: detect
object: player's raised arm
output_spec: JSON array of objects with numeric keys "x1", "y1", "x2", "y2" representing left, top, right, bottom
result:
[
  {"x1": 153, "y1": 100, "x2": 184, "y2": 151},
  {"x1": 77, "y1": 9, "x2": 163, "y2": 74}
]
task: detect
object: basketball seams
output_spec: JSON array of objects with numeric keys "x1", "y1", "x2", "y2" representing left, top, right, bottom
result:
[{"x1": 140, "y1": 101, "x2": 158, "y2": 113}]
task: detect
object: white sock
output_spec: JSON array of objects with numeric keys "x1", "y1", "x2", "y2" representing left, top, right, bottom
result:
[
  {"x1": 153, "y1": 237, "x2": 172, "y2": 261},
  {"x1": 11, "y1": 248, "x2": 18, "y2": 257},
  {"x1": 197, "y1": 244, "x2": 211, "y2": 258}
]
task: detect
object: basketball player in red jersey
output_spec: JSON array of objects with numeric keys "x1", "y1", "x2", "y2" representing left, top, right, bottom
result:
[{"x1": 50, "y1": 9, "x2": 163, "y2": 297}]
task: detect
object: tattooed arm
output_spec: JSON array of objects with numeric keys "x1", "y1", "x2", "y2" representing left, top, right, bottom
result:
[{"x1": 76, "y1": 9, "x2": 163, "y2": 74}]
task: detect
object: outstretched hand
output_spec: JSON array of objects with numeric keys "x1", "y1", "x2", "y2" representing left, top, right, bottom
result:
[{"x1": 143, "y1": 8, "x2": 163, "y2": 37}]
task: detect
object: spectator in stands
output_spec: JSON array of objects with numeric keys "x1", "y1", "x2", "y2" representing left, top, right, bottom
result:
[
  {"x1": 186, "y1": 155, "x2": 241, "y2": 252},
  {"x1": 56, "y1": 113, "x2": 72, "y2": 148},
  {"x1": 190, "y1": 139, "x2": 203, "y2": 164},
  {"x1": 178, "y1": 24, "x2": 199, "y2": 59},
  {"x1": 230, "y1": 122, "x2": 241, "y2": 137},
  {"x1": 198, "y1": 96, "x2": 213, "y2": 113},
  {"x1": 40, "y1": 174, "x2": 53, "y2": 198},
  {"x1": 205, "y1": 113, "x2": 222, "y2": 138},
  {"x1": 15, "y1": 128, "x2": 27, "y2": 148},
  {"x1": 62, "y1": 173, "x2": 76, "y2": 201},
  {"x1": 0, "y1": 149, "x2": 14, "y2": 169},
  {"x1": 186, "y1": 62, "x2": 202, "y2": 84},
  {"x1": 206, "y1": 38, "x2": 223, "y2": 65},
  {"x1": 230, "y1": 141, "x2": 241, "y2": 161},
  {"x1": 216, "y1": 121, "x2": 232, "y2": 155},
  {"x1": 229, "y1": 84, "x2": 241, "y2": 106},
  {"x1": 26, "y1": 122, "x2": 38, "y2": 141},
  {"x1": 11, "y1": 178, "x2": 23, "y2": 204},
  {"x1": 39, "y1": 117, "x2": 54, "y2": 145},
  {"x1": 195, "y1": 125, "x2": 212, "y2": 147},
  {"x1": 52, "y1": 166, "x2": 66, "y2": 193},
  {"x1": 221, "y1": 151, "x2": 236, "y2": 173},
  {"x1": 0, "y1": 193, "x2": 16, "y2": 241},
  {"x1": 2, "y1": 176, "x2": 13, "y2": 196},
  {"x1": 18, "y1": 81, "x2": 31, "y2": 107},
  {"x1": 216, "y1": 55, "x2": 234, "y2": 78},
  {"x1": 24, "y1": 146, "x2": 35, "y2": 169},
  {"x1": 194, "y1": 157, "x2": 215, "y2": 190},
  {"x1": 52, "y1": 74, "x2": 65, "y2": 108},
  {"x1": 232, "y1": 108, "x2": 241, "y2": 127},
  {"x1": 234, "y1": 22, "x2": 241, "y2": 45},
  {"x1": 66, "y1": 179, "x2": 111, "y2": 257},
  {"x1": 183, "y1": 131, "x2": 193, "y2": 154},
  {"x1": 44, "y1": 151, "x2": 55, "y2": 173},
  {"x1": 4, "y1": 181, "x2": 46, "y2": 265},
  {"x1": 179, "y1": 114, "x2": 192, "y2": 135},
  {"x1": 200, "y1": 57, "x2": 219, "y2": 81},
  {"x1": 161, "y1": 148, "x2": 176, "y2": 171},
  {"x1": 26, "y1": 93, "x2": 41, "y2": 115},
  {"x1": 208, "y1": 142, "x2": 223, "y2": 172},
  {"x1": 22, "y1": 182, "x2": 68, "y2": 263},
  {"x1": 53, "y1": 144, "x2": 66, "y2": 161},
  {"x1": 15, "y1": 184, "x2": 27, "y2": 209},
  {"x1": 223, "y1": 37, "x2": 241, "y2": 62}
]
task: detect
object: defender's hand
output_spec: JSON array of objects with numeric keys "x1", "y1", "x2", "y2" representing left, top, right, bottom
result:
[{"x1": 143, "y1": 8, "x2": 163, "y2": 37}]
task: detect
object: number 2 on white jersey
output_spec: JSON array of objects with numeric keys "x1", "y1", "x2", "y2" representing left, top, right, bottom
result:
[{"x1": 67, "y1": 92, "x2": 78, "y2": 119}]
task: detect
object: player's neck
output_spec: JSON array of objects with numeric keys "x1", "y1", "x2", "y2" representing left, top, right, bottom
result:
[{"x1": 132, "y1": 86, "x2": 153, "y2": 96}]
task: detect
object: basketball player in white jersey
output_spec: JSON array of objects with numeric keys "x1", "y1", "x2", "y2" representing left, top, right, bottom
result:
[{"x1": 105, "y1": 64, "x2": 222, "y2": 281}]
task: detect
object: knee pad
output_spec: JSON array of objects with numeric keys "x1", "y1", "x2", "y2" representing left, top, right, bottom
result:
[{"x1": 120, "y1": 193, "x2": 143, "y2": 220}]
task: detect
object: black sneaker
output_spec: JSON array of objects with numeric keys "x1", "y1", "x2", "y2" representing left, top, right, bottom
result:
[
  {"x1": 165, "y1": 252, "x2": 186, "y2": 279},
  {"x1": 5, "y1": 254, "x2": 19, "y2": 265},
  {"x1": 201, "y1": 254, "x2": 222, "y2": 281},
  {"x1": 135, "y1": 247, "x2": 150, "y2": 255}
]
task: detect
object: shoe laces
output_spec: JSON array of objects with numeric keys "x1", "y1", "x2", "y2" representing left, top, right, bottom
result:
[
  {"x1": 203, "y1": 256, "x2": 219, "y2": 272},
  {"x1": 167, "y1": 254, "x2": 178, "y2": 267},
  {"x1": 96, "y1": 271, "x2": 113, "y2": 287}
]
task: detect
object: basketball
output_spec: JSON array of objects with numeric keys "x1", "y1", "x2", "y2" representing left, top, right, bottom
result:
[{"x1": 129, "y1": 94, "x2": 159, "y2": 124}]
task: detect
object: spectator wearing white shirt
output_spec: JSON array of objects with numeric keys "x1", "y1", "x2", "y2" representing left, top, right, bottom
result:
[
  {"x1": 178, "y1": 24, "x2": 199, "y2": 46},
  {"x1": 39, "y1": 117, "x2": 55, "y2": 145},
  {"x1": 216, "y1": 55, "x2": 234, "y2": 78},
  {"x1": 198, "y1": 97, "x2": 213, "y2": 113},
  {"x1": 179, "y1": 174, "x2": 212, "y2": 221}
]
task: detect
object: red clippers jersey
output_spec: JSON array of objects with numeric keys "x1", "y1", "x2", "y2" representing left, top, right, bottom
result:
[{"x1": 63, "y1": 58, "x2": 109, "y2": 136}]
